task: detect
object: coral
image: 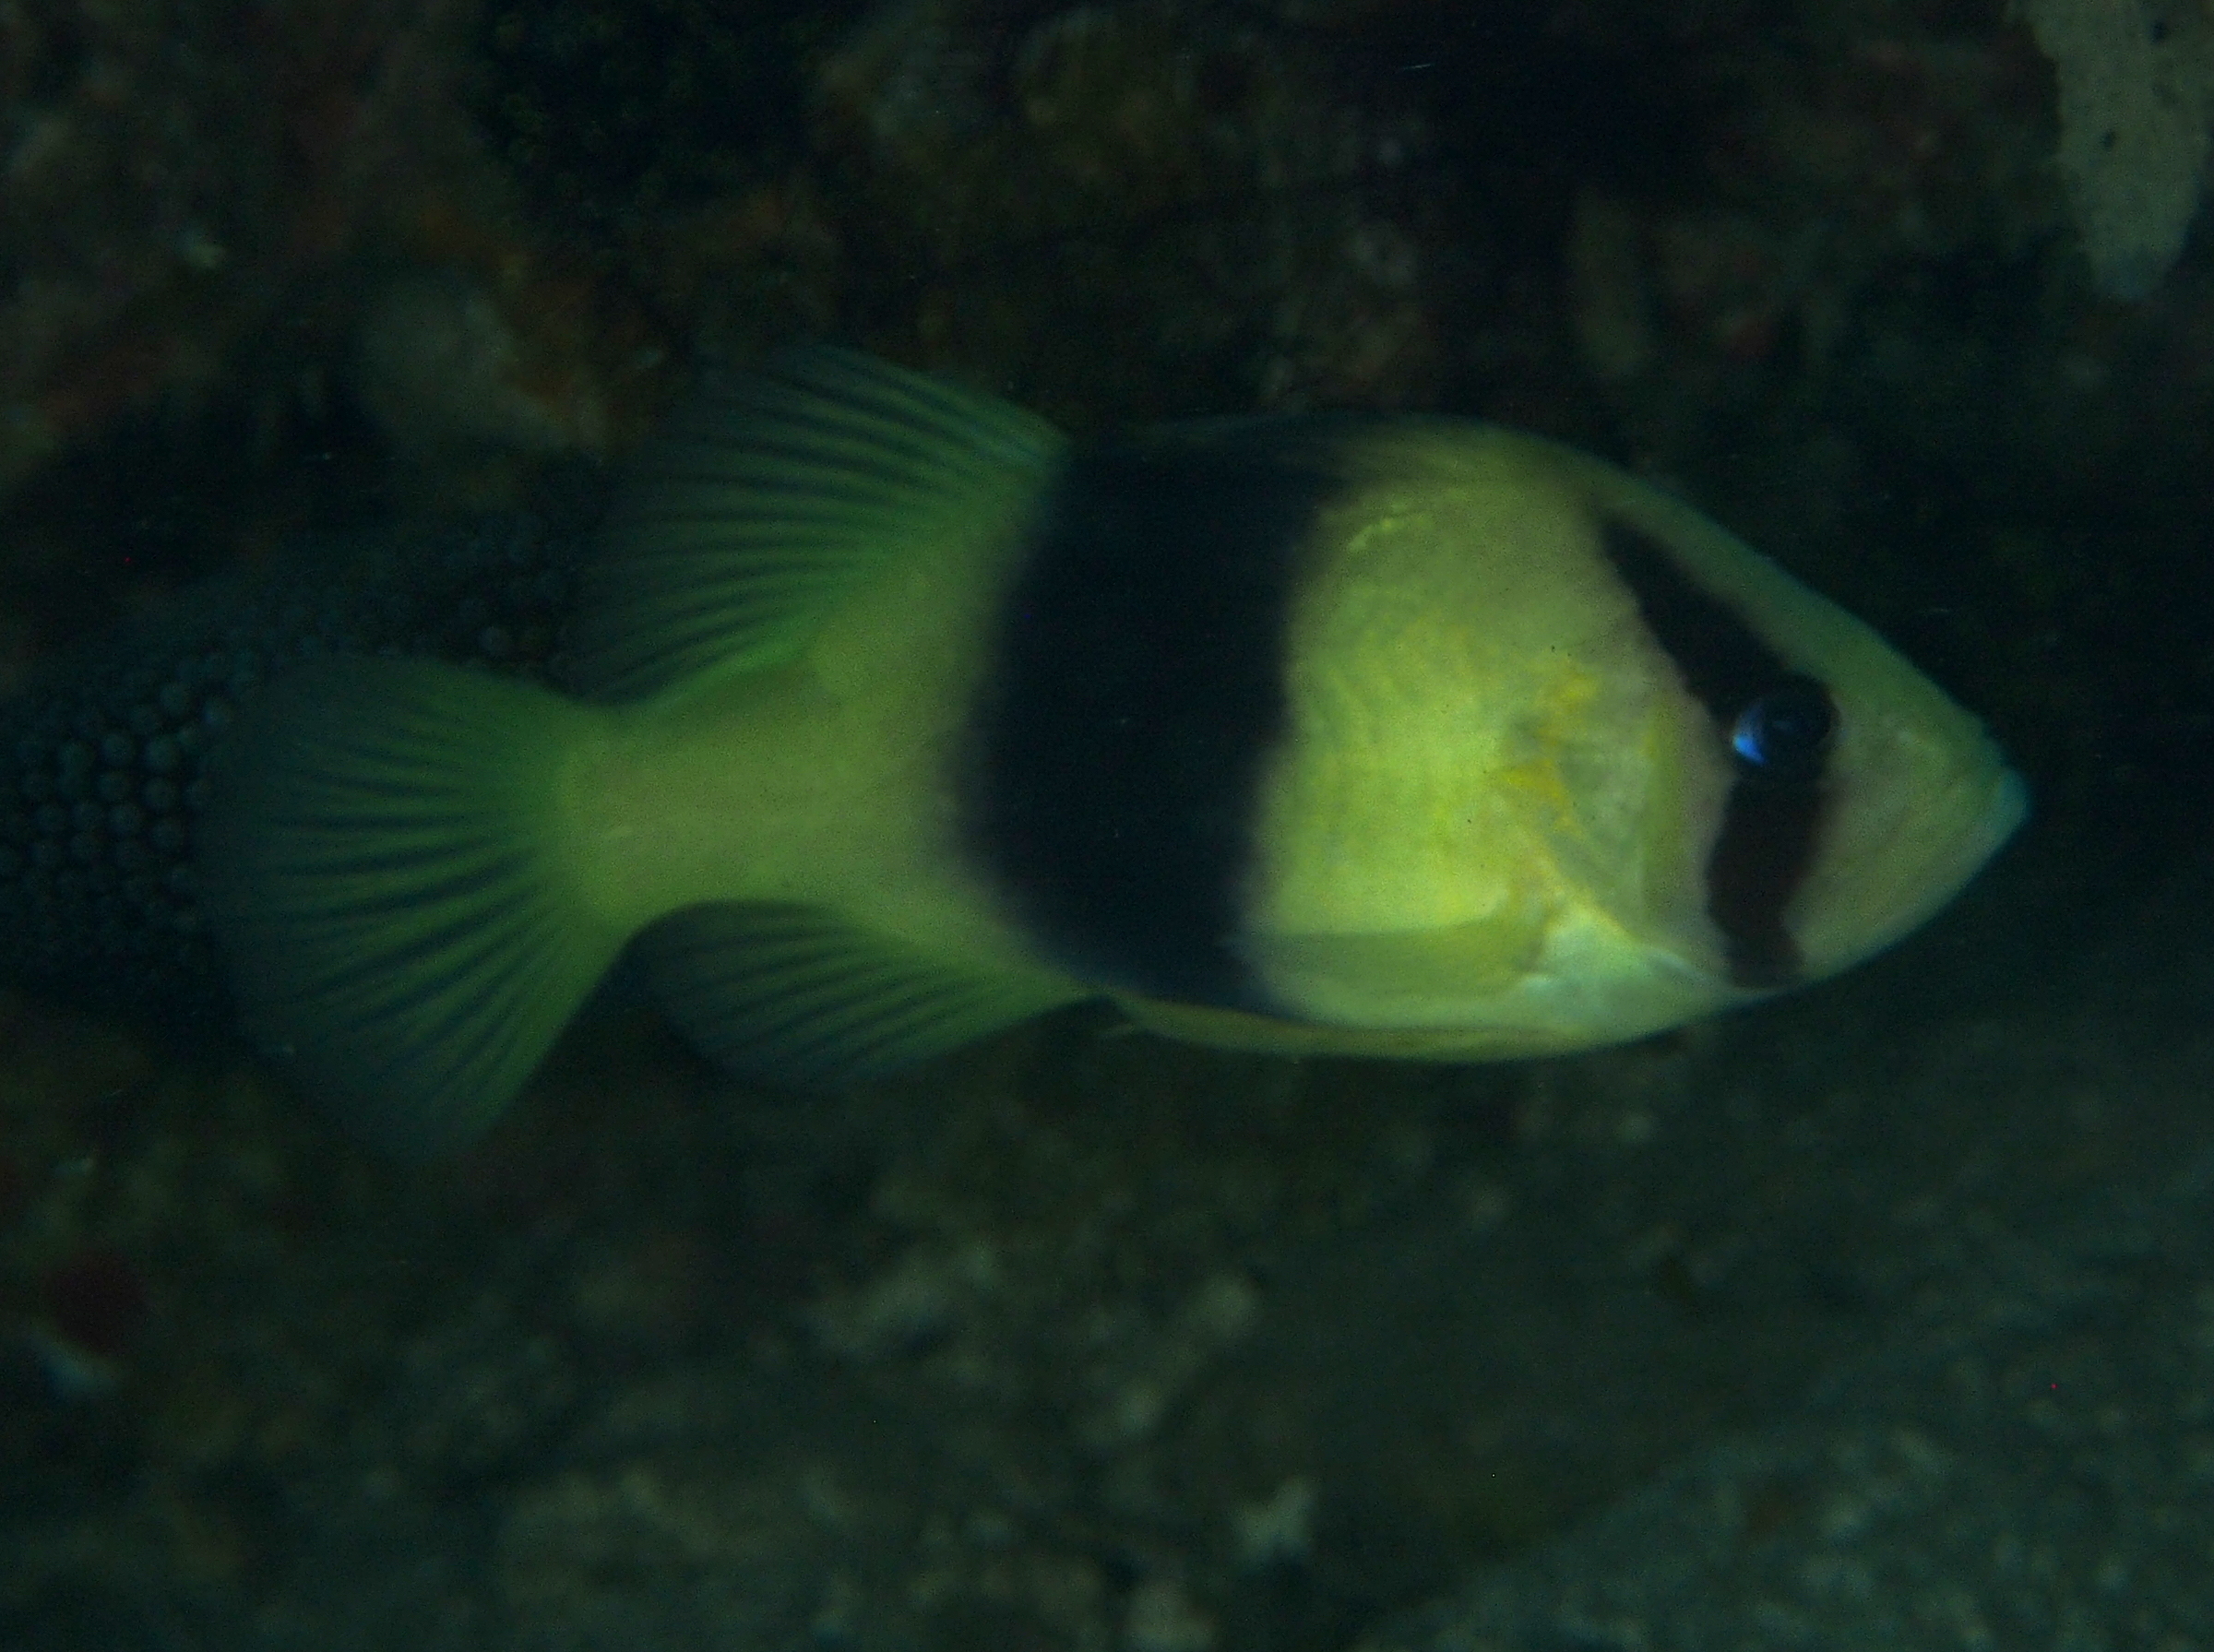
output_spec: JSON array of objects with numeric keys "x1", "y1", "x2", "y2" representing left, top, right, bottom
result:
[
  {"x1": 2021, "y1": 0, "x2": 2214, "y2": 297},
  {"x1": 0, "y1": 0, "x2": 668, "y2": 548},
  {"x1": 0, "y1": 0, "x2": 457, "y2": 488},
  {"x1": 811, "y1": 0, "x2": 1446, "y2": 414}
]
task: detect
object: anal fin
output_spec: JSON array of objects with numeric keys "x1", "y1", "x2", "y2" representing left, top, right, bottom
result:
[{"x1": 639, "y1": 902, "x2": 1077, "y2": 1087}]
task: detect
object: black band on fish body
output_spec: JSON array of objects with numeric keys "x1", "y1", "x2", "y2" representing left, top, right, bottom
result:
[
  {"x1": 1597, "y1": 517, "x2": 1834, "y2": 989},
  {"x1": 961, "y1": 429, "x2": 1337, "y2": 1011},
  {"x1": 1705, "y1": 763, "x2": 1827, "y2": 987}
]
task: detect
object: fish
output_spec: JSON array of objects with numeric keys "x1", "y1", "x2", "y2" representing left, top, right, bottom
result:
[
  {"x1": 0, "y1": 499, "x2": 594, "y2": 1036},
  {"x1": 149, "y1": 348, "x2": 2016, "y2": 1152}
]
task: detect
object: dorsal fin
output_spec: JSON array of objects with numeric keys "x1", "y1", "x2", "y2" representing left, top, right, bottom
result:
[{"x1": 576, "y1": 348, "x2": 1065, "y2": 700}]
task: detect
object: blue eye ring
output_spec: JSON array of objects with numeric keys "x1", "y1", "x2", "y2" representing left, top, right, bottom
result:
[{"x1": 1729, "y1": 675, "x2": 1834, "y2": 783}]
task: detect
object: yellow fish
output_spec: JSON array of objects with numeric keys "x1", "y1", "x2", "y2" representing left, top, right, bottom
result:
[{"x1": 200, "y1": 350, "x2": 2025, "y2": 1150}]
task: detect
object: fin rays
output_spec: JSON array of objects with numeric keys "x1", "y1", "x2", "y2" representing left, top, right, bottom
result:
[
  {"x1": 640, "y1": 903, "x2": 1075, "y2": 1089},
  {"x1": 577, "y1": 348, "x2": 1065, "y2": 699},
  {"x1": 198, "y1": 352, "x2": 1083, "y2": 1148},
  {"x1": 201, "y1": 658, "x2": 627, "y2": 1154}
]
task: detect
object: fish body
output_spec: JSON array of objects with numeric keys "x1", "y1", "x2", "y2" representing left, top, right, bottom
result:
[{"x1": 164, "y1": 351, "x2": 2020, "y2": 1149}]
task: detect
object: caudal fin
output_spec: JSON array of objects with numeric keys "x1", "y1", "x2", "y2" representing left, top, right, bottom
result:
[{"x1": 199, "y1": 658, "x2": 627, "y2": 1153}]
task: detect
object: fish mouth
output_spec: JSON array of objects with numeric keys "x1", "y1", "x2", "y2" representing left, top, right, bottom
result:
[
  {"x1": 1851, "y1": 759, "x2": 2029, "y2": 963},
  {"x1": 1977, "y1": 768, "x2": 2030, "y2": 862},
  {"x1": 1931, "y1": 763, "x2": 2030, "y2": 901},
  {"x1": 1779, "y1": 742, "x2": 2027, "y2": 987}
]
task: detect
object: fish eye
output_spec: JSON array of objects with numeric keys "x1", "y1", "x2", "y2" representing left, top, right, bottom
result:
[{"x1": 1729, "y1": 675, "x2": 1834, "y2": 781}]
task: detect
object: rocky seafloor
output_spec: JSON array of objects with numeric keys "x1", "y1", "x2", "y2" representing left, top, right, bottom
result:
[{"x1": 7, "y1": 814, "x2": 2208, "y2": 1651}]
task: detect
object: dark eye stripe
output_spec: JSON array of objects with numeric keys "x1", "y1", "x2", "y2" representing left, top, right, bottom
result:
[{"x1": 1599, "y1": 518, "x2": 1832, "y2": 988}]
